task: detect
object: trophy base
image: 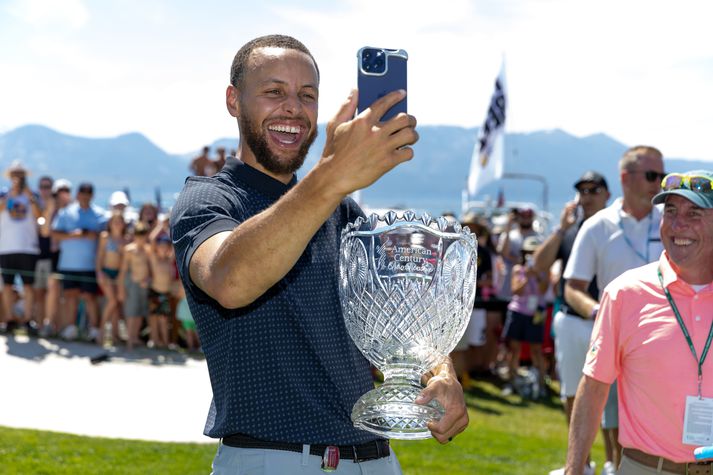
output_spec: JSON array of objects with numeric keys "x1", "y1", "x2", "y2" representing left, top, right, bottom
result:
[{"x1": 351, "y1": 381, "x2": 444, "y2": 440}]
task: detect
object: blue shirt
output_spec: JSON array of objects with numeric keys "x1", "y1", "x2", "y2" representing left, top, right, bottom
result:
[
  {"x1": 53, "y1": 202, "x2": 107, "y2": 271},
  {"x1": 171, "y1": 158, "x2": 376, "y2": 445}
]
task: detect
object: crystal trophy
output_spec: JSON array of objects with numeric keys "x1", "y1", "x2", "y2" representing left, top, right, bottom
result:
[{"x1": 339, "y1": 210, "x2": 477, "y2": 439}]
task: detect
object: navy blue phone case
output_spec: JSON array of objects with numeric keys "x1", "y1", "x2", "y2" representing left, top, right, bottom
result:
[{"x1": 357, "y1": 47, "x2": 407, "y2": 122}]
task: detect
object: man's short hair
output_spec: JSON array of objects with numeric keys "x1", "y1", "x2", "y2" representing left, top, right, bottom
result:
[
  {"x1": 619, "y1": 145, "x2": 663, "y2": 171},
  {"x1": 230, "y1": 34, "x2": 319, "y2": 89}
]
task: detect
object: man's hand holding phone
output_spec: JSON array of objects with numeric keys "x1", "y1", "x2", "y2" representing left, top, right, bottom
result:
[{"x1": 318, "y1": 88, "x2": 417, "y2": 197}]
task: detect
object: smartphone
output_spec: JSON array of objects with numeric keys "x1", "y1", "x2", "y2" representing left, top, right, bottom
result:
[
  {"x1": 357, "y1": 47, "x2": 407, "y2": 121},
  {"x1": 571, "y1": 193, "x2": 583, "y2": 223}
]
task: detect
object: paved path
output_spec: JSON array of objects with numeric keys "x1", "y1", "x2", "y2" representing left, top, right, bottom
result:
[{"x1": 0, "y1": 334, "x2": 214, "y2": 443}]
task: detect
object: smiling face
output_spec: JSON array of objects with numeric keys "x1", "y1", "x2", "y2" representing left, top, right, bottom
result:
[
  {"x1": 228, "y1": 47, "x2": 319, "y2": 180},
  {"x1": 660, "y1": 194, "x2": 713, "y2": 284}
]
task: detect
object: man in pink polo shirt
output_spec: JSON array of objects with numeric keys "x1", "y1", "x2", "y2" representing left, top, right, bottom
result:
[{"x1": 566, "y1": 170, "x2": 713, "y2": 475}]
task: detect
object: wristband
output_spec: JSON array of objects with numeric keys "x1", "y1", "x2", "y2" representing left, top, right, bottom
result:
[{"x1": 590, "y1": 303, "x2": 600, "y2": 319}]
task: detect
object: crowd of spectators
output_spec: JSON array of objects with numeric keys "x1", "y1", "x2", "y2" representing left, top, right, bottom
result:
[
  {"x1": 0, "y1": 146, "x2": 666, "y2": 415},
  {"x1": 0, "y1": 159, "x2": 199, "y2": 353}
]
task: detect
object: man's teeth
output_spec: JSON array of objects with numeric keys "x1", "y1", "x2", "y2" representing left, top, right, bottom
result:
[
  {"x1": 268, "y1": 125, "x2": 300, "y2": 134},
  {"x1": 673, "y1": 237, "x2": 693, "y2": 246}
]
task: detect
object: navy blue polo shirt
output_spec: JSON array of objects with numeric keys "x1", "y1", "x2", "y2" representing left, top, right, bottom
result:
[{"x1": 171, "y1": 157, "x2": 377, "y2": 445}]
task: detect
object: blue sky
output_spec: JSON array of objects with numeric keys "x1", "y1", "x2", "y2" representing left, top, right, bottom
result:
[{"x1": 2, "y1": 0, "x2": 712, "y2": 160}]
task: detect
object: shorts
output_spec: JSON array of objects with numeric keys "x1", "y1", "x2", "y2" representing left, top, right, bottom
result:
[
  {"x1": 181, "y1": 319, "x2": 196, "y2": 331},
  {"x1": 552, "y1": 311, "x2": 595, "y2": 398},
  {"x1": 124, "y1": 278, "x2": 149, "y2": 318},
  {"x1": 455, "y1": 308, "x2": 487, "y2": 351},
  {"x1": 602, "y1": 381, "x2": 619, "y2": 429},
  {"x1": 61, "y1": 270, "x2": 99, "y2": 294},
  {"x1": 503, "y1": 309, "x2": 544, "y2": 344},
  {"x1": 33, "y1": 258, "x2": 53, "y2": 289},
  {"x1": 0, "y1": 253, "x2": 39, "y2": 285},
  {"x1": 148, "y1": 289, "x2": 172, "y2": 317}
]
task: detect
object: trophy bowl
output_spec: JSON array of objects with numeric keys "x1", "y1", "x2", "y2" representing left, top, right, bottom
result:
[{"x1": 339, "y1": 210, "x2": 477, "y2": 439}]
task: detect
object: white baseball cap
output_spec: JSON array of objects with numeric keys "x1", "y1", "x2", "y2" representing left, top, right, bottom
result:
[
  {"x1": 51, "y1": 178, "x2": 72, "y2": 194},
  {"x1": 109, "y1": 190, "x2": 130, "y2": 207}
]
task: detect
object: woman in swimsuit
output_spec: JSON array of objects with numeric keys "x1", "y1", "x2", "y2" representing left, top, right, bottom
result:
[{"x1": 95, "y1": 212, "x2": 127, "y2": 346}]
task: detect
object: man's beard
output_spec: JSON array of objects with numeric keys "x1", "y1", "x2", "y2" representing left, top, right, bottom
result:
[{"x1": 239, "y1": 113, "x2": 317, "y2": 176}]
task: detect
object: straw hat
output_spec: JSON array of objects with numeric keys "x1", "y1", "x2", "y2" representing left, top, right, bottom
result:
[{"x1": 4, "y1": 160, "x2": 30, "y2": 178}]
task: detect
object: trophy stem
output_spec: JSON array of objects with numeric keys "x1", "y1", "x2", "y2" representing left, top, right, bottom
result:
[{"x1": 351, "y1": 364, "x2": 445, "y2": 440}]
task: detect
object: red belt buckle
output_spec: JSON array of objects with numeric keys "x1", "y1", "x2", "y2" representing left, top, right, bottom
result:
[{"x1": 321, "y1": 445, "x2": 340, "y2": 472}]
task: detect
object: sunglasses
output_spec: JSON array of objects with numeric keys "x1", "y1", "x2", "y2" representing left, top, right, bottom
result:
[
  {"x1": 577, "y1": 186, "x2": 605, "y2": 195},
  {"x1": 629, "y1": 169, "x2": 667, "y2": 183},
  {"x1": 661, "y1": 173, "x2": 713, "y2": 193}
]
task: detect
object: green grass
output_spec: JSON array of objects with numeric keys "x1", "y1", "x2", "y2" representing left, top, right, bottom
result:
[{"x1": 0, "y1": 379, "x2": 604, "y2": 474}]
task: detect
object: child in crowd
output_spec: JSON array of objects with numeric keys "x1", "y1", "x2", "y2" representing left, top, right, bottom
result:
[
  {"x1": 147, "y1": 235, "x2": 176, "y2": 349},
  {"x1": 118, "y1": 222, "x2": 150, "y2": 350},
  {"x1": 174, "y1": 281, "x2": 199, "y2": 352},
  {"x1": 95, "y1": 212, "x2": 127, "y2": 346},
  {"x1": 501, "y1": 236, "x2": 549, "y2": 398}
]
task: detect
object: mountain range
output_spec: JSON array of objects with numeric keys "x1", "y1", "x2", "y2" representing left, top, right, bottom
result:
[{"x1": 1, "y1": 124, "x2": 710, "y2": 216}]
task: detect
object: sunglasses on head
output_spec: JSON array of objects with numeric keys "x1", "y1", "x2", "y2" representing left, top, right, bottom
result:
[
  {"x1": 629, "y1": 169, "x2": 667, "y2": 183},
  {"x1": 661, "y1": 173, "x2": 713, "y2": 194}
]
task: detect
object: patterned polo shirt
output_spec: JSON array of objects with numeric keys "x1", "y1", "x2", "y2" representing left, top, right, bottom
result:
[{"x1": 171, "y1": 157, "x2": 377, "y2": 445}]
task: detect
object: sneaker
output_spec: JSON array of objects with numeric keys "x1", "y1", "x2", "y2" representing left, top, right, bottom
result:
[
  {"x1": 501, "y1": 383, "x2": 514, "y2": 396},
  {"x1": 549, "y1": 461, "x2": 595, "y2": 475},
  {"x1": 87, "y1": 327, "x2": 100, "y2": 343},
  {"x1": 60, "y1": 324, "x2": 78, "y2": 341},
  {"x1": 39, "y1": 324, "x2": 55, "y2": 338},
  {"x1": 24, "y1": 321, "x2": 39, "y2": 337},
  {"x1": 602, "y1": 461, "x2": 617, "y2": 475}
]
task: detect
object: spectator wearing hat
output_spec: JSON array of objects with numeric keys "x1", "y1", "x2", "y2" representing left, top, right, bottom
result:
[
  {"x1": 535, "y1": 171, "x2": 611, "y2": 475},
  {"x1": 501, "y1": 234, "x2": 549, "y2": 398},
  {"x1": 51, "y1": 182, "x2": 107, "y2": 341},
  {"x1": 0, "y1": 161, "x2": 42, "y2": 334},
  {"x1": 109, "y1": 191, "x2": 130, "y2": 214},
  {"x1": 563, "y1": 146, "x2": 666, "y2": 473},
  {"x1": 566, "y1": 169, "x2": 713, "y2": 474}
]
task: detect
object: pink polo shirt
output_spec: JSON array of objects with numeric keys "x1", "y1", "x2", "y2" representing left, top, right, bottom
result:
[{"x1": 584, "y1": 251, "x2": 713, "y2": 462}]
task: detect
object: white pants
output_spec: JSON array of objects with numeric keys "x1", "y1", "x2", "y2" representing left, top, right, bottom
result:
[
  {"x1": 553, "y1": 311, "x2": 594, "y2": 398},
  {"x1": 211, "y1": 443, "x2": 403, "y2": 475}
]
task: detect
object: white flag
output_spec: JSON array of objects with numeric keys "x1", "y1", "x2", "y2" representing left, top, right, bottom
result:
[{"x1": 467, "y1": 64, "x2": 507, "y2": 197}]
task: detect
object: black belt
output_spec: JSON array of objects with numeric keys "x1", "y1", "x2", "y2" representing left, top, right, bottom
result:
[{"x1": 222, "y1": 433, "x2": 390, "y2": 462}]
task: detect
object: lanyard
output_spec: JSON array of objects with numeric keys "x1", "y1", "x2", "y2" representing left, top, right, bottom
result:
[
  {"x1": 619, "y1": 211, "x2": 654, "y2": 263},
  {"x1": 658, "y1": 268, "x2": 713, "y2": 398}
]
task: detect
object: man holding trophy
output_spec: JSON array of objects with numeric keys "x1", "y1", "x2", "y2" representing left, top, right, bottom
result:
[{"x1": 171, "y1": 35, "x2": 470, "y2": 474}]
